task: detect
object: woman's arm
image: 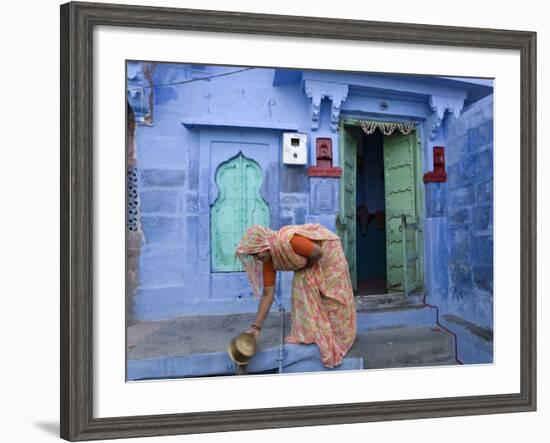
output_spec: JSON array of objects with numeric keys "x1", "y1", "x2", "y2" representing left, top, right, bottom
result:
[
  {"x1": 290, "y1": 235, "x2": 323, "y2": 269},
  {"x1": 246, "y1": 285, "x2": 275, "y2": 339},
  {"x1": 245, "y1": 258, "x2": 276, "y2": 339},
  {"x1": 303, "y1": 242, "x2": 322, "y2": 268}
]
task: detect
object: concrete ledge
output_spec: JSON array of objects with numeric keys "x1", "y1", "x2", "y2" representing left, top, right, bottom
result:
[
  {"x1": 128, "y1": 342, "x2": 362, "y2": 380},
  {"x1": 441, "y1": 314, "x2": 493, "y2": 364},
  {"x1": 357, "y1": 306, "x2": 437, "y2": 331},
  {"x1": 182, "y1": 118, "x2": 298, "y2": 131}
]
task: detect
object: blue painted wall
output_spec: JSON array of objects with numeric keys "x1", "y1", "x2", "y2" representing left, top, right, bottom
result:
[
  {"x1": 426, "y1": 94, "x2": 494, "y2": 363},
  {"x1": 132, "y1": 63, "x2": 317, "y2": 319},
  {"x1": 128, "y1": 61, "x2": 493, "y2": 340}
]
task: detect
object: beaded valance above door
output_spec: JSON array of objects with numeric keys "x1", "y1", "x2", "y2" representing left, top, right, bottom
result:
[{"x1": 359, "y1": 120, "x2": 416, "y2": 135}]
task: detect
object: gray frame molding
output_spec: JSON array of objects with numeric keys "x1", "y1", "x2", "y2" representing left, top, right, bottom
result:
[{"x1": 60, "y1": 1, "x2": 536, "y2": 440}]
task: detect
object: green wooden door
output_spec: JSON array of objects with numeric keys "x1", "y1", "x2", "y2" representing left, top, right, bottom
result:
[
  {"x1": 383, "y1": 132, "x2": 422, "y2": 292},
  {"x1": 211, "y1": 152, "x2": 269, "y2": 271},
  {"x1": 337, "y1": 127, "x2": 358, "y2": 290}
]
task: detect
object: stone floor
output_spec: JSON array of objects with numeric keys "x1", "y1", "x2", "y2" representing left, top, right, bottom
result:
[
  {"x1": 127, "y1": 295, "x2": 459, "y2": 380},
  {"x1": 128, "y1": 311, "x2": 291, "y2": 360}
]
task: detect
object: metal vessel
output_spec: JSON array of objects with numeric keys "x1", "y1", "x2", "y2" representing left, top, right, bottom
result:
[{"x1": 227, "y1": 332, "x2": 257, "y2": 370}]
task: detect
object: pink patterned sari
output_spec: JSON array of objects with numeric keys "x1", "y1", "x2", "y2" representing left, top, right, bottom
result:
[{"x1": 236, "y1": 224, "x2": 357, "y2": 368}]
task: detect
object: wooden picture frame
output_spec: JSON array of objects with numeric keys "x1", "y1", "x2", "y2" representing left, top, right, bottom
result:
[{"x1": 60, "y1": 1, "x2": 536, "y2": 440}]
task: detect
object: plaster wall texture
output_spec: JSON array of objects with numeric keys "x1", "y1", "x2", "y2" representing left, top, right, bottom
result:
[
  {"x1": 426, "y1": 94, "x2": 494, "y2": 363},
  {"x1": 129, "y1": 62, "x2": 493, "y2": 341},
  {"x1": 132, "y1": 64, "x2": 321, "y2": 319}
]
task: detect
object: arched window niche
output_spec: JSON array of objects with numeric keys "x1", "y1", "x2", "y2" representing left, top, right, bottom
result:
[{"x1": 211, "y1": 152, "x2": 269, "y2": 272}]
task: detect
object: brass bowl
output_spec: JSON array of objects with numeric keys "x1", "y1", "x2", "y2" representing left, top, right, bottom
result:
[{"x1": 228, "y1": 332, "x2": 257, "y2": 366}]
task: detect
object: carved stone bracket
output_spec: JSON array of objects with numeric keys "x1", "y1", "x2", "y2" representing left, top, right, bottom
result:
[
  {"x1": 127, "y1": 61, "x2": 154, "y2": 125},
  {"x1": 427, "y1": 95, "x2": 465, "y2": 140},
  {"x1": 304, "y1": 80, "x2": 349, "y2": 132}
]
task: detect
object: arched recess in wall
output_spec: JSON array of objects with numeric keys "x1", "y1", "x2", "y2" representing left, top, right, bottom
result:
[{"x1": 211, "y1": 152, "x2": 269, "y2": 272}]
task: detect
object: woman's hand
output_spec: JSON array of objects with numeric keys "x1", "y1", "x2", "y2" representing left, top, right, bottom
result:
[{"x1": 245, "y1": 327, "x2": 261, "y2": 341}]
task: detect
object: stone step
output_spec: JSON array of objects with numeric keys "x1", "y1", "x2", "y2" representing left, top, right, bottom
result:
[
  {"x1": 128, "y1": 344, "x2": 364, "y2": 380},
  {"x1": 128, "y1": 324, "x2": 457, "y2": 380},
  {"x1": 356, "y1": 305, "x2": 437, "y2": 331},
  {"x1": 127, "y1": 306, "x2": 447, "y2": 380},
  {"x1": 349, "y1": 325, "x2": 458, "y2": 369},
  {"x1": 127, "y1": 311, "x2": 365, "y2": 379},
  {"x1": 440, "y1": 314, "x2": 493, "y2": 364},
  {"x1": 354, "y1": 293, "x2": 425, "y2": 311}
]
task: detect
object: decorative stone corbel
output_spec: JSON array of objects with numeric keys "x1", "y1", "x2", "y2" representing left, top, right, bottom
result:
[
  {"x1": 127, "y1": 61, "x2": 154, "y2": 125},
  {"x1": 304, "y1": 80, "x2": 349, "y2": 132},
  {"x1": 427, "y1": 95, "x2": 465, "y2": 140}
]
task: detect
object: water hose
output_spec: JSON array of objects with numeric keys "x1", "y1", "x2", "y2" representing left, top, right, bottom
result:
[{"x1": 275, "y1": 278, "x2": 285, "y2": 373}]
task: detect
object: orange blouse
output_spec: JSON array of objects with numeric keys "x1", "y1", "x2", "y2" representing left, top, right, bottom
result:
[{"x1": 262, "y1": 234, "x2": 315, "y2": 287}]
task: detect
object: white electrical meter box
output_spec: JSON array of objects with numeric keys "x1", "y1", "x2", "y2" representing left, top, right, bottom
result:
[{"x1": 282, "y1": 132, "x2": 308, "y2": 165}]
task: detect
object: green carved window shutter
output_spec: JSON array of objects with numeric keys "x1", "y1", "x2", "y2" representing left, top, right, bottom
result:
[{"x1": 211, "y1": 152, "x2": 269, "y2": 272}]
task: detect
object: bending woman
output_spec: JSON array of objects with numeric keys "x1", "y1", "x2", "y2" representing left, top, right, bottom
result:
[{"x1": 235, "y1": 223, "x2": 357, "y2": 368}]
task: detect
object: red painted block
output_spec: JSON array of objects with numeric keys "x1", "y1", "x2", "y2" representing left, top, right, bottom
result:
[
  {"x1": 423, "y1": 146, "x2": 447, "y2": 183},
  {"x1": 308, "y1": 137, "x2": 342, "y2": 177}
]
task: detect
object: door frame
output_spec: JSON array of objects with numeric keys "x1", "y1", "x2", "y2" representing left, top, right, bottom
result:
[
  {"x1": 337, "y1": 121, "x2": 360, "y2": 290},
  {"x1": 338, "y1": 117, "x2": 425, "y2": 296}
]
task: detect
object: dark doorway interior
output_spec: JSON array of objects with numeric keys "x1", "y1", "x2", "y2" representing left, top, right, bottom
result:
[{"x1": 356, "y1": 130, "x2": 387, "y2": 295}]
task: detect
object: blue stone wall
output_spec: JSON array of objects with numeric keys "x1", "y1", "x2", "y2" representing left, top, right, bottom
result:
[
  {"x1": 440, "y1": 94, "x2": 494, "y2": 362},
  {"x1": 130, "y1": 63, "x2": 321, "y2": 320},
  {"x1": 128, "y1": 61, "x2": 493, "y2": 331}
]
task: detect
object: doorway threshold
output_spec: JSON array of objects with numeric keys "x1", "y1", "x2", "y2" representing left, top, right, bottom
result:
[{"x1": 355, "y1": 292, "x2": 424, "y2": 311}]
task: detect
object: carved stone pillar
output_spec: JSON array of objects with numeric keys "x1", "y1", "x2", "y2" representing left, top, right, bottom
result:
[{"x1": 423, "y1": 94, "x2": 464, "y2": 304}]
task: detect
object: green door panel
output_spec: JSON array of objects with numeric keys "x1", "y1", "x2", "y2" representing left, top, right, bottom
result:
[
  {"x1": 383, "y1": 132, "x2": 422, "y2": 292},
  {"x1": 243, "y1": 161, "x2": 270, "y2": 227},
  {"x1": 211, "y1": 152, "x2": 269, "y2": 271},
  {"x1": 337, "y1": 127, "x2": 357, "y2": 290}
]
